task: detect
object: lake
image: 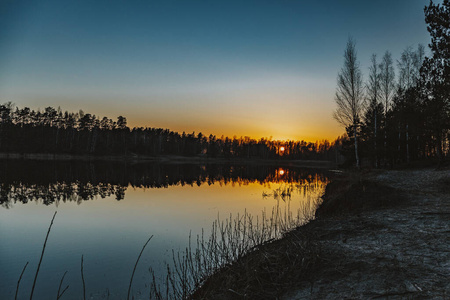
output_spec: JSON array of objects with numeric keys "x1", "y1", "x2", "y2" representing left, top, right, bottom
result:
[{"x1": 0, "y1": 160, "x2": 329, "y2": 299}]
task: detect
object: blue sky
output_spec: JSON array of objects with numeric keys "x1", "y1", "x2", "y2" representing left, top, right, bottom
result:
[{"x1": 0, "y1": 0, "x2": 432, "y2": 141}]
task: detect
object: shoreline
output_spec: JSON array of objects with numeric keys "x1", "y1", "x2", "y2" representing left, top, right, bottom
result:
[
  {"x1": 191, "y1": 168, "x2": 450, "y2": 299},
  {"x1": 0, "y1": 152, "x2": 335, "y2": 168}
]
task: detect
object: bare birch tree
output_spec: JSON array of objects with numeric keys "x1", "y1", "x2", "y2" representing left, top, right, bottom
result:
[
  {"x1": 397, "y1": 45, "x2": 424, "y2": 90},
  {"x1": 379, "y1": 51, "x2": 396, "y2": 118},
  {"x1": 413, "y1": 44, "x2": 425, "y2": 80},
  {"x1": 333, "y1": 38, "x2": 365, "y2": 168}
]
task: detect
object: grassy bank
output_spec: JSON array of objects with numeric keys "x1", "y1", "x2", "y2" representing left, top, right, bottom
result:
[{"x1": 190, "y1": 168, "x2": 450, "y2": 299}]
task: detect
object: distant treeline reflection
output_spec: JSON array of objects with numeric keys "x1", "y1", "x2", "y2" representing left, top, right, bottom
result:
[{"x1": 0, "y1": 160, "x2": 329, "y2": 207}]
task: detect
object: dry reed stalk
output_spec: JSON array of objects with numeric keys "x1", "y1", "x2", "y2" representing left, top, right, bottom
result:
[
  {"x1": 30, "y1": 211, "x2": 57, "y2": 300},
  {"x1": 127, "y1": 235, "x2": 153, "y2": 300},
  {"x1": 81, "y1": 255, "x2": 86, "y2": 300},
  {"x1": 15, "y1": 261, "x2": 28, "y2": 300},
  {"x1": 56, "y1": 271, "x2": 69, "y2": 300},
  {"x1": 149, "y1": 194, "x2": 323, "y2": 299}
]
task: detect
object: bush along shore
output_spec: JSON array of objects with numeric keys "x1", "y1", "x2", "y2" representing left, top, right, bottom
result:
[{"x1": 188, "y1": 168, "x2": 450, "y2": 299}]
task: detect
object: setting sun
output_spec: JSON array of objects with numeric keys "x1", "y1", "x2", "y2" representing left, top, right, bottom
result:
[{"x1": 280, "y1": 146, "x2": 285, "y2": 152}]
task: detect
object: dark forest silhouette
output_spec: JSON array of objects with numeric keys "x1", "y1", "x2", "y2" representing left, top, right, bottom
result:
[
  {"x1": 0, "y1": 160, "x2": 329, "y2": 207},
  {"x1": 0, "y1": 103, "x2": 338, "y2": 161}
]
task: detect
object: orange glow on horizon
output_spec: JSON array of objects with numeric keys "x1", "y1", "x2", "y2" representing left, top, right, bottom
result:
[
  {"x1": 35, "y1": 96, "x2": 342, "y2": 143},
  {"x1": 123, "y1": 97, "x2": 343, "y2": 143},
  {"x1": 127, "y1": 118, "x2": 342, "y2": 143}
]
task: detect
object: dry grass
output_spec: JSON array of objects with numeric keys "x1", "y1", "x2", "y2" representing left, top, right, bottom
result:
[
  {"x1": 149, "y1": 196, "x2": 322, "y2": 299},
  {"x1": 316, "y1": 174, "x2": 406, "y2": 217}
]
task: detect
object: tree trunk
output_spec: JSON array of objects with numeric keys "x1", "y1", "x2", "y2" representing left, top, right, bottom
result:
[
  {"x1": 406, "y1": 124, "x2": 410, "y2": 163},
  {"x1": 398, "y1": 125, "x2": 401, "y2": 161},
  {"x1": 354, "y1": 123, "x2": 360, "y2": 168},
  {"x1": 436, "y1": 131, "x2": 443, "y2": 161},
  {"x1": 384, "y1": 117, "x2": 388, "y2": 167},
  {"x1": 374, "y1": 110, "x2": 378, "y2": 168}
]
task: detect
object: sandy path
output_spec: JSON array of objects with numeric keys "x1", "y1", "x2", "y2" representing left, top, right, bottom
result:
[{"x1": 284, "y1": 169, "x2": 450, "y2": 299}]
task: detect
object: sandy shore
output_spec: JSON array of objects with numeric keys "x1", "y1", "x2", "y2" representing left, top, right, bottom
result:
[{"x1": 193, "y1": 168, "x2": 450, "y2": 299}]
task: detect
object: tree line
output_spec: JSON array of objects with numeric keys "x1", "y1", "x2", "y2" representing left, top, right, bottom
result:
[
  {"x1": 334, "y1": 0, "x2": 449, "y2": 167},
  {"x1": 0, "y1": 103, "x2": 339, "y2": 161}
]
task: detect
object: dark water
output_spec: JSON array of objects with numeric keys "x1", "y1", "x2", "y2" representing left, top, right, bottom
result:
[{"x1": 0, "y1": 160, "x2": 329, "y2": 299}]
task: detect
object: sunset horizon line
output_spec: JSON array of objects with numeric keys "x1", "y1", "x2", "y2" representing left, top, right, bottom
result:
[{"x1": 2, "y1": 100, "x2": 342, "y2": 143}]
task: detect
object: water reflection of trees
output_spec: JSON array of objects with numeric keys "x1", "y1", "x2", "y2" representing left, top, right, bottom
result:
[
  {"x1": 0, "y1": 160, "x2": 329, "y2": 207},
  {"x1": 262, "y1": 173, "x2": 329, "y2": 202}
]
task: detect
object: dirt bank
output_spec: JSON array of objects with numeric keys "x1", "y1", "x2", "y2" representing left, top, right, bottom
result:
[{"x1": 193, "y1": 169, "x2": 450, "y2": 299}]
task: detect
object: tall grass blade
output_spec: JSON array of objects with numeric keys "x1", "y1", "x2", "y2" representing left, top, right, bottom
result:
[
  {"x1": 81, "y1": 255, "x2": 86, "y2": 300},
  {"x1": 56, "y1": 271, "x2": 69, "y2": 300},
  {"x1": 127, "y1": 235, "x2": 153, "y2": 300},
  {"x1": 15, "y1": 261, "x2": 28, "y2": 300},
  {"x1": 30, "y1": 211, "x2": 57, "y2": 300}
]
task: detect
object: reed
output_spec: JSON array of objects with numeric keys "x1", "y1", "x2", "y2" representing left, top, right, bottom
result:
[
  {"x1": 149, "y1": 196, "x2": 321, "y2": 299},
  {"x1": 15, "y1": 261, "x2": 28, "y2": 300},
  {"x1": 127, "y1": 235, "x2": 154, "y2": 300},
  {"x1": 30, "y1": 211, "x2": 57, "y2": 300},
  {"x1": 56, "y1": 271, "x2": 69, "y2": 300},
  {"x1": 81, "y1": 255, "x2": 86, "y2": 300}
]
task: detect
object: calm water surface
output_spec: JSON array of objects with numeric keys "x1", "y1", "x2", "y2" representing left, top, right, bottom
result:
[{"x1": 0, "y1": 160, "x2": 329, "y2": 299}]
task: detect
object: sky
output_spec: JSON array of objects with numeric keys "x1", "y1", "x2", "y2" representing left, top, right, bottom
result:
[{"x1": 0, "y1": 0, "x2": 432, "y2": 142}]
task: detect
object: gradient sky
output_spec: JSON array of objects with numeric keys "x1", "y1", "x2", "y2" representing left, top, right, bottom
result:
[{"x1": 0, "y1": 0, "x2": 432, "y2": 141}]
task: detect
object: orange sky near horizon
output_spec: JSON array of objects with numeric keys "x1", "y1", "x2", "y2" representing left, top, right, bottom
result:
[
  {"x1": 17, "y1": 79, "x2": 344, "y2": 143},
  {"x1": 126, "y1": 115, "x2": 343, "y2": 143}
]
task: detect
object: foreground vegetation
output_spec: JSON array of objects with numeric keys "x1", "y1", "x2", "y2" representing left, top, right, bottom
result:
[{"x1": 148, "y1": 194, "x2": 321, "y2": 299}]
